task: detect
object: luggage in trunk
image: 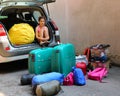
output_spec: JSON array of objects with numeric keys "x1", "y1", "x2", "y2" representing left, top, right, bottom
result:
[
  {"x1": 51, "y1": 43, "x2": 76, "y2": 76},
  {"x1": 28, "y1": 48, "x2": 53, "y2": 74}
]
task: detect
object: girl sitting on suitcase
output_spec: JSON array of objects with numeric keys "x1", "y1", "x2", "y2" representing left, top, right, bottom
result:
[{"x1": 35, "y1": 16, "x2": 50, "y2": 45}]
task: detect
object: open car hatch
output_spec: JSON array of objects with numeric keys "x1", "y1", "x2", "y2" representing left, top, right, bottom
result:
[{"x1": 0, "y1": 0, "x2": 56, "y2": 6}]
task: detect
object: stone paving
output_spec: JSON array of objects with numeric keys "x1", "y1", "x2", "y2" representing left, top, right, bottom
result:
[{"x1": 0, "y1": 60, "x2": 120, "y2": 96}]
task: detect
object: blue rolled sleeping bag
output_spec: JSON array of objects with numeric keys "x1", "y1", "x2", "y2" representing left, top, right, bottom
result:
[{"x1": 32, "y1": 72, "x2": 64, "y2": 86}]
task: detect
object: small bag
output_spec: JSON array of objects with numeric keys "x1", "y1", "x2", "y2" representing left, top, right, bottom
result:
[
  {"x1": 73, "y1": 67, "x2": 86, "y2": 86},
  {"x1": 63, "y1": 72, "x2": 74, "y2": 86},
  {"x1": 88, "y1": 67, "x2": 108, "y2": 82},
  {"x1": 76, "y1": 62, "x2": 87, "y2": 75},
  {"x1": 76, "y1": 55, "x2": 88, "y2": 65}
]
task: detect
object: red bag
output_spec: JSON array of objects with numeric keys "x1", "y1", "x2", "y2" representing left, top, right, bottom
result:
[
  {"x1": 63, "y1": 72, "x2": 74, "y2": 86},
  {"x1": 76, "y1": 62, "x2": 87, "y2": 75}
]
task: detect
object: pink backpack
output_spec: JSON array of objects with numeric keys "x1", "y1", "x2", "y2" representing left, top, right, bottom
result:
[
  {"x1": 63, "y1": 72, "x2": 74, "y2": 86},
  {"x1": 87, "y1": 67, "x2": 108, "y2": 82}
]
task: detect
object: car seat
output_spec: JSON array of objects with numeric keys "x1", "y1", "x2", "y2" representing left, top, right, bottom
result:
[
  {"x1": 24, "y1": 13, "x2": 37, "y2": 29},
  {"x1": 25, "y1": 14, "x2": 32, "y2": 21},
  {"x1": 1, "y1": 13, "x2": 25, "y2": 30}
]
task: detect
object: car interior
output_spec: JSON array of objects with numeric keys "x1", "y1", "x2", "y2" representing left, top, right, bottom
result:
[{"x1": 0, "y1": 7, "x2": 53, "y2": 46}]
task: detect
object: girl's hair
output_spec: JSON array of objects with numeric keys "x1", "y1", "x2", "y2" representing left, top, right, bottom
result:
[{"x1": 38, "y1": 16, "x2": 45, "y2": 22}]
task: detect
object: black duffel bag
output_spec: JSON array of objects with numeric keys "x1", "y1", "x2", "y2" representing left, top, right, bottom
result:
[{"x1": 20, "y1": 73, "x2": 35, "y2": 85}]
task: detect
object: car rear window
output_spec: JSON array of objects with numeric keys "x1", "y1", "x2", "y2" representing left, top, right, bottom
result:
[{"x1": 0, "y1": 6, "x2": 46, "y2": 30}]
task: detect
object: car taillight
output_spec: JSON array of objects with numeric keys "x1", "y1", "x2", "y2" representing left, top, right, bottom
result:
[
  {"x1": 0, "y1": 24, "x2": 10, "y2": 50},
  {"x1": 0, "y1": 24, "x2": 6, "y2": 36},
  {"x1": 5, "y1": 46, "x2": 10, "y2": 50},
  {"x1": 55, "y1": 31, "x2": 60, "y2": 44},
  {"x1": 50, "y1": 20, "x2": 61, "y2": 43},
  {"x1": 51, "y1": 20, "x2": 58, "y2": 30}
]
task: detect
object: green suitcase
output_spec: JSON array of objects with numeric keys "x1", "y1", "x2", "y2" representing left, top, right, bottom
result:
[
  {"x1": 28, "y1": 48, "x2": 53, "y2": 74},
  {"x1": 51, "y1": 43, "x2": 76, "y2": 76}
]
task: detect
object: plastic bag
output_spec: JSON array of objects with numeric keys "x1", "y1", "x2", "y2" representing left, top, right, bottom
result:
[{"x1": 9, "y1": 23, "x2": 35, "y2": 45}]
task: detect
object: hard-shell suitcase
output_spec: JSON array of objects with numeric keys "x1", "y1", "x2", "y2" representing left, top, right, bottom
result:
[
  {"x1": 28, "y1": 48, "x2": 53, "y2": 74},
  {"x1": 51, "y1": 43, "x2": 76, "y2": 76}
]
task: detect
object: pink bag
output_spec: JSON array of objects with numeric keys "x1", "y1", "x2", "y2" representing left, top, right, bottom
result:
[
  {"x1": 87, "y1": 67, "x2": 108, "y2": 82},
  {"x1": 63, "y1": 72, "x2": 74, "y2": 86}
]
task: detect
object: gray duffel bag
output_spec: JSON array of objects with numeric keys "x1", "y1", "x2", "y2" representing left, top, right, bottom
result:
[{"x1": 35, "y1": 80, "x2": 62, "y2": 96}]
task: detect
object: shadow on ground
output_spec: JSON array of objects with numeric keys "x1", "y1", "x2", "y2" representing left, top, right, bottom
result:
[{"x1": 0, "y1": 59, "x2": 28, "y2": 73}]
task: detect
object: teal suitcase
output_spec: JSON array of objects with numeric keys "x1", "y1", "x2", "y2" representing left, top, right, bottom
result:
[
  {"x1": 28, "y1": 48, "x2": 53, "y2": 74},
  {"x1": 51, "y1": 43, "x2": 76, "y2": 76}
]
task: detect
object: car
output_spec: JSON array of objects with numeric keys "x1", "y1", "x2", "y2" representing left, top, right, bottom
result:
[{"x1": 0, "y1": 0, "x2": 60, "y2": 63}]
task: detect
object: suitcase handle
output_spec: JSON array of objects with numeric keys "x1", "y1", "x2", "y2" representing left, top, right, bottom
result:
[{"x1": 55, "y1": 50, "x2": 60, "y2": 53}]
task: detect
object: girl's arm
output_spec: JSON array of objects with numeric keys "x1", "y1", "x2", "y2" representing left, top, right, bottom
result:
[
  {"x1": 35, "y1": 27, "x2": 40, "y2": 39},
  {"x1": 44, "y1": 26, "x2": 49, "y2": 40}
]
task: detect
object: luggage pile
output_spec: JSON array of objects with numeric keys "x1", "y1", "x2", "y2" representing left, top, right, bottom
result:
[
  {"x1": 84, "y1": 44, "x2": 110, "y2": 70},
  {"x1": 20, "y1": 72, "x2": 64, "y2": 96},
  {"x1": 20, "y1": 43, "x2": 86, "y2": 96},
  {"x1": 63, "y1": 67, "x2": 86, "y2": 86},
  {"x1": 20, "y1": 43, "x2": 110, "y2": 96},
  {"x1": 83, "y1": 44, "x2": 111, "y2": 82}
]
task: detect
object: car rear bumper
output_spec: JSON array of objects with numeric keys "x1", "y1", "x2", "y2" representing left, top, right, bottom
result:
[{"x1": 0, "y1": 54, "x2": 28, "y2": 63}]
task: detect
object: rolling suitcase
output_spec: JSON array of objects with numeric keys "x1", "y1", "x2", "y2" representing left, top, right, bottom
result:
[
  {"x1": 51, "y1": 43, "x2": 76, "y2": 76},
  {"x1": 28, "y1": 48, "x2": 53, "y2": 74}
]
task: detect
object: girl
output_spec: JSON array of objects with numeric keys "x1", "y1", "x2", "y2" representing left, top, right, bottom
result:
[{"x1": 35, "y1": 16, "x2": 49, "y2": 45}]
